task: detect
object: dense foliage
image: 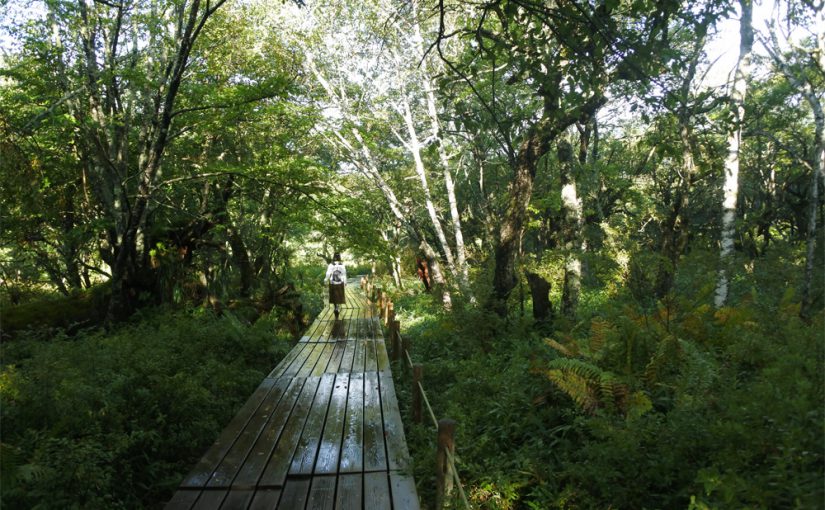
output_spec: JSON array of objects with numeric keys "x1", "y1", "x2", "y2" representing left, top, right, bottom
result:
[
  {"x1": 0, "y1": 298, "x2": 322, "y2": 508},
  {"x1": 391, "y1": 245, "x2": 823, "y2": 509}
]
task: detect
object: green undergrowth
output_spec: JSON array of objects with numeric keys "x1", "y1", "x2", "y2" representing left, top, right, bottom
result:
[
  {"x1": 0, "y1": 306, "x2": 295, "y2": 509},
  {"x1": 385, "y1": 261, "x2": 824, "y2": 509},
  {"x1": 1, "y1": 284, "x2": 110, "y2": 338}
]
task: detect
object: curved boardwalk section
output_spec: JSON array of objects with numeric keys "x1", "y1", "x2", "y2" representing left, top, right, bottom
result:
[{"x1": 165, "y1": 280, "x2": 419, "y2": 510}]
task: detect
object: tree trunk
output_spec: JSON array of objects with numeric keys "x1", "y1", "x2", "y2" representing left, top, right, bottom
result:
[
  {"x1": 490, "y1": 125, "x2": 549, "y2": 316},
  {"x1": 489, "y1": 90, "x2": 606, "y2": 317},
  {"x1": 106, "y1": 0, "x2": 228, "y2": 323},
  {"x1": 655, "y1": 122, "x2": 696, "y2": 298},
  {"x1": 526, "y1": 271, "x2": 553, "y2": 324},
  {"x1": 559, "y1": 141, "x2": 583, "y2": 320},
  {"x1": 800, "y1": 87, "x2": 824, "y2": 320},
  {"x1": 227, "y1": 228, "x2": 253, "y2": 298},
  {"x1": 799, "y1": 6, "x2": 825, "y2": 320},
  {"x1": 715, "y1": 0, "x2": 753, "y2": 308}
]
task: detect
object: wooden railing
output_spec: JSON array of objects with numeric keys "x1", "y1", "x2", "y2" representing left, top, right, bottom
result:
[{"x1": 360, "y1": 276, "x2": 472, "y2": 510}]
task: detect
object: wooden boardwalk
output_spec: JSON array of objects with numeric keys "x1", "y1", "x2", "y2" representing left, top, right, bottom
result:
[{"x1": 165, "y1": 280, "x2": 419, "y2": 510}]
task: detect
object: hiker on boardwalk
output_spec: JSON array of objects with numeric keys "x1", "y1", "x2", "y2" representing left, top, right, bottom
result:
[{"x1": 324, "y1": 252, "x2": 347, "y2": 318}]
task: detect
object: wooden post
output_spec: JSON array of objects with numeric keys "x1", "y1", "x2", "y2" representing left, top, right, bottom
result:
[
  {"x1": 390, "y1": 320, "x2": 401, "y2": 363},
  {"x1": 378, "y1": 291, "x2": 385, "y2": 320},
  {"x1": 436, "y1": 419, "x2": 456, "y2": 510},
  {"x1": 402, "y1": 332, "x2": 411, "y2": 371},
  {"x1": 386, "y1": 301, "x2": 394, "y2": 327},
  {"x1": 412, "y1": 364, "x2": 423, "y2": 424}
]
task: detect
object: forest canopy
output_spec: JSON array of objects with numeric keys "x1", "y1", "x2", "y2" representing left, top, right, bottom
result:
[{"x1": 1, "y1": 0, "x2": 823, "y2": 508}]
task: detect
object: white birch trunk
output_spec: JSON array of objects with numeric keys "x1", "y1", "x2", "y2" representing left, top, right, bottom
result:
[
  {"x1": 715, "y1": 0, "x2": 753, "y2": 308},
  {"x1": 399, "y1": 95, "x2": 457, "y2": 276},
  {"x1": 800, "y1": 83, "x2": 824, "y2": 319},
  {"x1": 799, "y1": 5, "x2": 825, "y2": 319},
  {"x1": 409, "y1": 0, "x2": 470, "y2": 288},
  {"x1": 561, "y1": 179, "x2": 583, "y2": 319},
  {"x1": 761, "y1": 7, "x2": 824, "y2": 316}
]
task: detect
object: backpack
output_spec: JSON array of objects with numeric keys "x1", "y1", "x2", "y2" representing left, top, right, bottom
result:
[{"x1": 330, "y1": 264, "x2": 344, "y2": 284}]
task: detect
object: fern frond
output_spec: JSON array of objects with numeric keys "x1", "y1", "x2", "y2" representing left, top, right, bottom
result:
[
  {"x1": 546, "y1": 359, "x2": 611, "y2": 414},
  {"x1": 598, "y1": 373, "x2": 617, "y2": 414},
  {"x1": 545, "y1": 338, "x2": 576, "y2": 357},
  {"x1": 546, "y1": 368, "x2": 599, "y2": 413},
  {"x1": 589, "y1": 317, "x2": 614, "y2": 353},
  {"x1": 644, "y1": 334, "x2": 681, "y2": 385},
  {"x1": 0, "y1": 442, "x2": 21, "y2": 488}
]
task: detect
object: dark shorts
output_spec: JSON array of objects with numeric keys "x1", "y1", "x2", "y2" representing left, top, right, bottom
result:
[{"x1": 329, "y1": 284, "x2": 346, "y2": 305}]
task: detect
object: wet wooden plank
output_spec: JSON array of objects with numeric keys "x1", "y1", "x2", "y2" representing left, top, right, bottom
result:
[
  {"x1": 296, "y1": 343, "x2": 326, "y2": 378},
  {"x1": 180, "y1": 379, "x2": 277, "y2": 488},
  {"x1": 311, "y1": 319, "x2": 335, "y2": 343},
  {"x1": 314, "y1": 373, "x2": 349, "y2": 474},
  {"x1": 351, "y1": 337, "x2": 366, "y2": 375},
  {"x1": 267, "y1": 343, "x2": 306, "y2": 378},
  {"x1": 247, "y1": 489, "x2": 281, "y2": 510},
  {"x1": 208, "y1": 377, "x2": 291, "y2": 487},
  {"x1": 330, "y1": 319, "x2": 349, "y2": 341},
  {"x1": 306, "y1": 475, "x2": 336, "y2": 510},
  {"x1": 301, "y1": 309, "x2": 330, "y2": 342},
  {"x1": 339, "y1": 373, "x2": 364, "y2": 473},
  {"x1": 258, "y1": 376, "x2": 321, "y2": 487},
  {"x1": 279, "y1": 343, "x2": 314, "y2": 378},
  {"x1": 192, "y1": 489, "x2": 226, "y2": 510},
  {"x1": 325, "y1": 341, "x2": 346, "y2": 374},
  {"x1": 371, "y1": 317, "x2": 383, "y2": 340},
  {"x1": 338, "y1": 334, "x2": 356, "y2": 374},
  {"x1": 334, "y1": 474, "x2": 362, "y2": 510},
  {"x1": 364, "y1": 472, "x2": 392, "y2": 510},
  {"x1": 290, "y1": 373, "x2": 336, "y2": 475},
  {"x1": 379, "y1": 372, "x2": 411, "y2": 472},
  {"x1": 278, "y1": 478, "x2": 311, "y2": 509},
  {"x1": 311, "y1": 343, "x2": 336, "y2": 377},
  {"x1": 376, "y1": 339, "x2": 390, "y2": 373},
  {"x1": 390, "y1": 472, "x2": 420, "y2": 510},
  {"x1": 175, "y1": 281, "x2": 418, "y2": 510},
  {"x1": 364, "y1": 339, "x2": 378, "y2": 373},
  {"x1": 363, "y1": 372, "x2": 387, "y2": 472},
  {"x1": 232, "y1": 378, "x2": 305, "y2": 488},
  {"x1": 164, "y1": 488, "x2": 200, "y2": 509},
  {"x1": 219, "y1": 489, "x2": 254, "y2": 509}
]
